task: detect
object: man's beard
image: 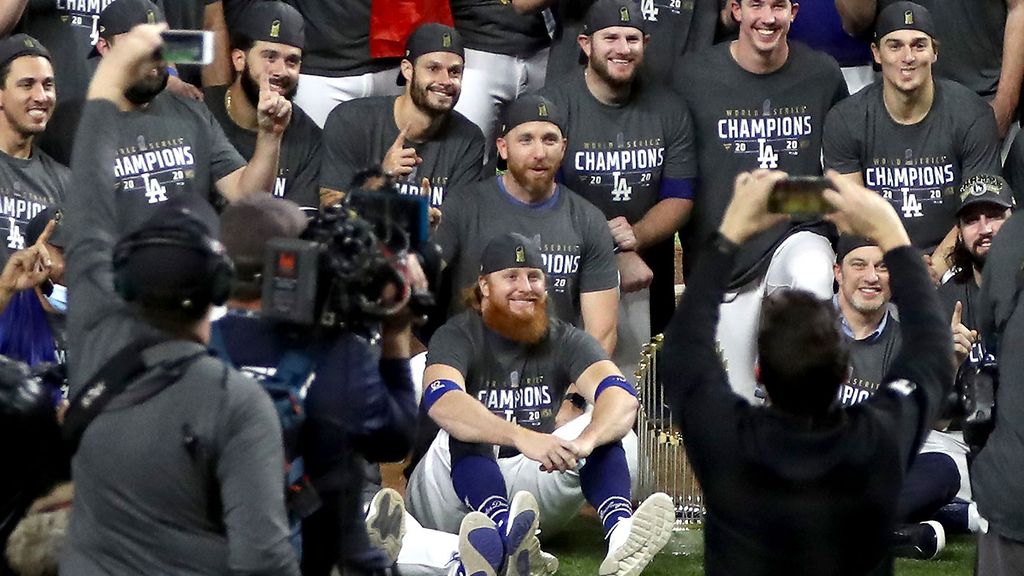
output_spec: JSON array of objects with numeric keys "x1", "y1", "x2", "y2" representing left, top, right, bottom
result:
[
  {"x1": 241, "y1": 63, "x2": 298, "y2": 106},
  {"x1": 969, "y1": 248, "x2": 988, "y2": 272},
  {"x1": 482, "y1": 296, "x2": 550, "y2": 344},
  {"x1": 409, "y1": 71, "x2": 456, "y2": 115},
  {"x1": 124, "y1": 67, "x2": 170, "y2": 105},
  {"x1": 589, "y1": 53, "x2": 638, "y2": 89}
]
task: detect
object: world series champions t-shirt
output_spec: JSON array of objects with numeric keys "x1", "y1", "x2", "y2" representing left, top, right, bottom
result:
[
  {"x1": 543, "y1": 69, "x2": 696, "y2": 330},
  {"x1": 823, "y1": 79, "x2": 1001, "y2": 250},
  {"x1": 0, "y1": 148, "x2": 69, "y2": 261},
  {"x1": 427, "y1": 311, "x2": 607, "y2": 456},
  {"x1": 108, "y1": 90, "x2": 245, "y2": 232},
  {"x1": 204, "y1": 85, "x2": 322, "y2": 213},
  {"x1": 435, "y1": 178, "x2": 619, "y2": 325},
  {"x1": 320, "y1": 96, "x2": 487, "y2": 207},
  {"x1": 674, "y1": 41, "x2": 848, "y2": 285}
]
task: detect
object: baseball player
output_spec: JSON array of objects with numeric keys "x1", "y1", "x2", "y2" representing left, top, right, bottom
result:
[{"x1": 406, "y1": 232, "x2": 674, "y2": 576}]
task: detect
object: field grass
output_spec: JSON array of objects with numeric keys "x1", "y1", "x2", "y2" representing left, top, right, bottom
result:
[{"x1": 542, "y1": 515, "x2": 975, "y2": 576}]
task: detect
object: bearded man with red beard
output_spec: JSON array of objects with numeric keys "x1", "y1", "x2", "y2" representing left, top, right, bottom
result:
[{"x1": 405, "y1": 232, "x2": 674, "y2": 576}]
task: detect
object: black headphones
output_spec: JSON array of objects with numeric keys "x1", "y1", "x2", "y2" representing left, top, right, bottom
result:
[{"x1": 113, "y1": 225, "x2": 235, "y2": 310}]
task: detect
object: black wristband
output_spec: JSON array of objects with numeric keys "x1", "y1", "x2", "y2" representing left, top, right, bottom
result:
[{"x1": 564, "y1": 392, "x2": 587, "y2": 410}]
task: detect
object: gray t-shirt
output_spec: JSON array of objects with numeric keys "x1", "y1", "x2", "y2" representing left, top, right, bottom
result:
[
  {"x1": 427, "y1": 311, "x2": 606, "y2": 442},
  {"x1": 451, "y1": 0, "x2": 550, "y2": 57},
  {"x1": 286, "y1": 0, "x2": 396, "y2": 76},
  {"x1": 546, "y1": 0, "x2": 718, "y2": 85},
  {"x1": 0, "y1": 148, "x2": 68, "y2": 260},
  {"x1": 543, "y1": 70, "x2": 696, "y2": 223},
  {"x1": 320, "y1": 96, "x2": 486, "y2": 207},
  {"x1": 823, "y1": 79, "x2": 1001, "y2": 250},
  {"x1": 106, "y1": 90, "x2": 246, "y2": 233},
  {"x1": 436, "y1": 177, "x2": 619, "y2": 324},
  {"x1": 674, "y1": 41, "x2": 848, "y2": 285},
  {"x1": 877, "y1": 0, "x2": 1006, "y2": 99},
  {"x1": 204, "y1": 85, "x2": 322, "y2": 212}
]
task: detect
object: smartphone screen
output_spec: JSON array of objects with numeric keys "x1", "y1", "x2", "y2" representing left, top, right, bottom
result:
[
  {"x1": 160, "y1": 30, "x2": 214, "y2": 65},
  {"x1": 768, "y1": 177, "x2": 836, "y2": 217}
]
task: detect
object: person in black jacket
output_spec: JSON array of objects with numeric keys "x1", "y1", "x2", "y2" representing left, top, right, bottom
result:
[{"x1": 662, "y1": 168, "x2": 953, "y2": 576}]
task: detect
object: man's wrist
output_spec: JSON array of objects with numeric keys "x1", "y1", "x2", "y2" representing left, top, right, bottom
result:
[{"x1": 714, "y1": 229, "x2": 742, "y2": 253}]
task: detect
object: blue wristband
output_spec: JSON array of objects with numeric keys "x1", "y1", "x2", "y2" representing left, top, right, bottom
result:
[
  {"x1": 166, "y1": 66, "x2": 179, "y2": 78},
  {"x1": 423, "y1": 378, "x2": 461, "y2": 411},
  {"x1": 594, "y1": 374, "x2": 637, "y2": 400}
]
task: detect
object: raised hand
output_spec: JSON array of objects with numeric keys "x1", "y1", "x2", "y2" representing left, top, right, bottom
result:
[
  {"x1": 382, "y1": 127, "x2": 422, "y2": 179},
  {"x1": 256, "y1": 74, "x2": 291, "y2": 135},
  {"x1": 951, "y1": 300, "x2": 978, "y2": 368}
]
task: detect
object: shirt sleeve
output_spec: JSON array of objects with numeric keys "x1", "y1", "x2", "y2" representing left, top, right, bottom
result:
[
  {"x1": 425, "y1": 316, "x2": 476, "y2": 376},
  {"x1": 557, "y1": 322, "x2": 610, "y2": 382},
  {"x1": 822, "y1": 105, "x2": 863, "y2": 174},
  {"x1": 577, "y1": 199, "x2": 620, "y2": 293},
  {"x1": 198, "y1": 100, "x2": 247, "y2": 182},
  {"x1": 319, "y1": 103, "x2": 367, "y2": 192},
  {"x1": 958, "y1": 104, "x2": 1002, "y2": 180}
]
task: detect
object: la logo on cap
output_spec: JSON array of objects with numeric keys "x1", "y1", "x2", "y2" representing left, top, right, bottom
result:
[
  {"x1": 904, "y1": 10, "x2": 914, "y2": 25},
  {"x1": 270, "y1": 19, "x2": 281, "y2": 38},
  {"x1": 146, "y1": 10, "x2": 156, "y2": 24},
  {"x1": 538, "y1": 103, "x2": 548, "y2": 117},
  {"x1": 620, "y1": 6, "x2": 630, "y2": 22},
  {"x1": 515, "y1": 245, "x2": 526, "y2": 264},
  {"x1": 442, "y1": 32, "x2": 452, "y2": 48}
]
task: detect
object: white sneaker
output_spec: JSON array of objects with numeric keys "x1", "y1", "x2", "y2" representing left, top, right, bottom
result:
[
  {"x1": 522, "y1": 531, "x2": 559, "y2": 576},
  {"x1": 459, "y1": 512, "x2": 506, "y2": 576},
  {"x1": 598, "y1": 492, "x2": 675, "y2": 576},
  {"x1": 366, "y1": 487, "x2": 406, "y2": 565},
  {"x1": 504, "y1": 491, "x2": 541, "y2": 576}
]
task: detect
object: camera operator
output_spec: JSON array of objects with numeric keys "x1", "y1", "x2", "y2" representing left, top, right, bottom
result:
[
  {"x1": 663, "y1": 169, "x2": 952, "y2": 575},
  {"x1": 61, "y1": 25, "x2": 298, "y2": 575},
  {"x1": 973, "y1": 182, "x2": 1024, "y2": 573},
  {"x1": 214, "y1": 193, "x2": 426, "y2": 575}
]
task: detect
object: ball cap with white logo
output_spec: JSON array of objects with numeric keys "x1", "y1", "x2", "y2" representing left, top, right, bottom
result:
[
  {"x1": 957, "y1": 174, "x2": 1016, "y2": 217},
  {"x1": 480, "y1": 232, "x2": 545, "y2": 275}
]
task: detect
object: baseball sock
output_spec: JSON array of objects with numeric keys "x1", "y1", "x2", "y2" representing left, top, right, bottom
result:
[
  {"x1": 452, "y1": 454, "x2": 511, "y2": 544},
  {"x1": 580, "y1": 442, "x2": 632, "y2": 538}
]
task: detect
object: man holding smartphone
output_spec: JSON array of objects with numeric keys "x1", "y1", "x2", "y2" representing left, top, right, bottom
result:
[
  {"x1": 89, "y1": 0, "x2": 292, "y2": 234},
  {"x1": 824, "y1": 1, "x2": 1001, "y2": 279},
  {"x1": 203, "y1": 1, "x2": 322, "y2": 214}
]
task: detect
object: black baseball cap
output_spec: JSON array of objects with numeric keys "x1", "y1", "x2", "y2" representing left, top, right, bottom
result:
[
  {"x1": 0, "y1": 35, "x2": 51, "y2": 72},
  {"x1": 500, "y1": 95, "x2": 564, "y2": 136},
  {"x1": 25, "y1": 207, "x2": 65, "y2": 249},
  {"x1": 396, "y1": 23, "x2": 465, "y2": 86},
  {"x1": 88, "y1": 0, "x2": 166, "y2": 58},
  {"x1": 220, "y1": 195, "x2": 307, "y2": 270},
  {"x1": 874, "y1": 1, "x2": 937, "y2": 41},
  {"x1": 836, "y1": 234, "x2": 877, "y2": 264},
  {"x1": 583, "y1": 0, "x2": 645, "y2": 34},
  {"x1": 957, "y1": 174, "x2": 1016, "y2": 217},
  {"x1": 480, "y1": 232, "x2": 545, "y2": 275},
  {"x1": 234, "y1": 1, "x2": 305, "y2": 50}
]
